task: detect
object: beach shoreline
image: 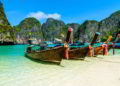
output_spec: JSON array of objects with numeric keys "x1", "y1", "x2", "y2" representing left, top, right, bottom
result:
[{"x1": 0, "y1": 54, "x2": 120, "y2": 86}]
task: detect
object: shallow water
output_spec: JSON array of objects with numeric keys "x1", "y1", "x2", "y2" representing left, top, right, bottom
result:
[
  {"x1": 0, "y1": 45, "x2": 119, "y2": 69},
  {"x1": 0, "y1": 45, "x2": 92, "y2": 86},
  {"x1": 0, "y1": 45, "x2": 120, "y2": 86},
  {"x1": 0, "y1": 45, "x2": 61, "y2": 85}
]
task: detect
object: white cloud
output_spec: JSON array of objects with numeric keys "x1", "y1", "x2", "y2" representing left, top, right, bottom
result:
[{"x1": 27, "y1": 11, "x2": 61, "y2": 20}]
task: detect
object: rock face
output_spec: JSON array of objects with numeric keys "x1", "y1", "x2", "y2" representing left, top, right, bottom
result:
[
  {"x1": 14, "y1": 17, "x2": 42, "y2": 40},
  {"x1": 5, "y1": 8, "x2": 120, "y2": 43},
  {"x1": 76, "y1": 11, "x2": 120, "y2": 42},
  {"x1": 76, "y1": 20, "x2": 99, "y2": 42},
  {"x1": 99, "y1": 11, "x2": 120, "y2": 40},
  {"x1": 0, "y1": 1, "x2": 14, "y2": 42},
  {"x1": 16, "y1": 10, "x2": 120, "y2": 42},
  {"x1": 14, "y1": 18, "x2": 79, "y2": 42},
  {"x1": 0, "y1": 1, "x2": 10, "y2": 25},
  {"x1": 41, "y1": 18, "x2": 65, "y2": 40}
]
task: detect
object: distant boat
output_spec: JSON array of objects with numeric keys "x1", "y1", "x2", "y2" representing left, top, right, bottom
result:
[
  {"x1": 25, "y1": 46, "x2": 64, "y2": 65},
  {"x1": 28, "y1": 38, "x2": 39, "y2": 45}
]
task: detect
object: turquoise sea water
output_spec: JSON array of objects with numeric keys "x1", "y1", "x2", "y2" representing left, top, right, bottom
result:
[
  {"x1": 0, "y1": 45, "x2": 30, "y2": 74},
  {"x1": 0, "y1": 45, "x2": 90, "y2": 86},
  {"x1": 0, "y1": 45, "x2": 119, "y2": 62},
  {"x1": 0, "y1": 45, "x2": 62, "y2": 86},
  {"x1": 0, "y1": 45, "x2": 27, "y2": 63},
  {"x1": 0, "y1": 45, "x2": 119, "y2": 67},
  {"x1": 0, "y1": 45, "x2": 120, "y2": 86}
]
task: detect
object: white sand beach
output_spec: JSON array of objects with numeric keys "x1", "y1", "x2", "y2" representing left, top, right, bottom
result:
[{"x1": 0, "y1": 55, "x2": 120, "y2": 86}]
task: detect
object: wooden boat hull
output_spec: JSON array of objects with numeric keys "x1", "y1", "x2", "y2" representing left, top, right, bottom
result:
[
  {"x1": 94, "y1": 47, "x2": 103, "y2": 55},
  {"x1": 25, "y1": 46, "x2": 64, "y2": 64},
  {"x1": 66, "y1": 32, "x2": 100, "y2": 59},
  {"x1": 94, "y1": 36, "x2": 113, "y2": 55},
  {"x1": 94, "y1": 44, "x2": 112, "y2": 55},
  {"x1": 68, "y1": 47, "x2": 88, "y2": 60}
]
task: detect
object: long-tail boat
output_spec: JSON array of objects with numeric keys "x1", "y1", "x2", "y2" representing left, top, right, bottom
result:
[
  {"x1": 94, "y1": 33, "x2": 120, "y2": 55},
  {"x1": 64, "y1": 27, "x2": 100, "y2": 59},
  {"x1": 25, "y1": 45, "x2": 64, "y2": 64},
  {"x1": 94, "y1": 36, "x2": 112, "y2": 55},
  {"x1": 114, "y1": 43, "x2": 120, "y2": 49},
  {"x1": 109, "y1": 34, "x2": 119, "y2": 51},
  {"x1": 112, "y1": 34, "x2": 120, "y2": 49}
]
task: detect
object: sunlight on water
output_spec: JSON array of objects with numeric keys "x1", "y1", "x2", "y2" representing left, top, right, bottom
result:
[
  {"x1": 0, "y1": 45, "x2": 90, "y2": 86},
  {"x1": 0, "y1": 45, "x2": 79, "y2": 86},
  {"x1": 0, "y1": 45, "x2": 120, "y2": 86}
]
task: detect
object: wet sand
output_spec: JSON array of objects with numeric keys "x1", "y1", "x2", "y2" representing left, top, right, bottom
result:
[{"x1": 0, "y1": 54, "x2": 120, "y2": 86}]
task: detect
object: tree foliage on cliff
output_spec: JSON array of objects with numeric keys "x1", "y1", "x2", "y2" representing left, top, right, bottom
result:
[
  {"x1": 19, "y1": 17, "x2": 41, "y2": 29},
  {"x1": 76, "y1": 20, "x2": 99, "y2": 42},
  {"x1": 41, "y1": 18, "x2": 66, "y2": 40},
  {"x1": 0, "y1": 1, "x2": 15, "y2": 41},
  {"x1": 14, "y1": 17, "x2": 43, "y2": 39}
]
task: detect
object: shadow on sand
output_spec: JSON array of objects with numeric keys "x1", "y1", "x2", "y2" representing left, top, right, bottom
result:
[{"x1": 25, "y1": 56, "x2": 64, "y2": 67}]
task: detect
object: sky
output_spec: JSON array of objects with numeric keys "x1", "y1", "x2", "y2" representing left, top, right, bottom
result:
[{"x1": 2, "y1": 0, "x2": 120, "y2": 26}]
